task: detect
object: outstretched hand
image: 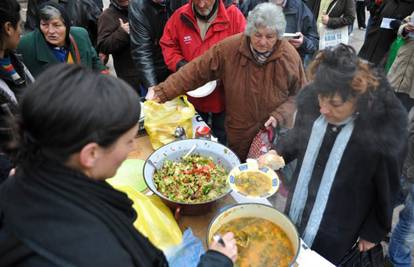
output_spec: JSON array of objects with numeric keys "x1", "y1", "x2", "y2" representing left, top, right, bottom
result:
[{"x1": 145, "y1": 86, "x2": 160, "y2": 102}]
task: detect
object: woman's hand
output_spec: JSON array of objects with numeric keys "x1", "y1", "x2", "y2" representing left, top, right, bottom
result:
[
  {"x1": 264, "y1": 116, "x2": 278, "y2": 128},
  {"x1": 321, "y1": 14, "x2": 330, "y2": 25},
  {"x1": 119, "y1": 18, "x2": 130, "y2": 34},
  {"x1": 358, "y1": 239, "x2": 376, "y2": 252},
  {"x1": 288, "y1": 32, "x2": 304, "y2": 48},
  {"x1": 209, "y1": 232, "x2": 238, "y2": 263},
  {"x1": 145, "y1": 86, "x2": 161, "y2": 102},
  {"x1": 405, "y1": 22, "x2": 414, "y2": 33}
]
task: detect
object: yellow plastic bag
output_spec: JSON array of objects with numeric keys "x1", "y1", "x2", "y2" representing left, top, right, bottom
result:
[
  {"x1": 144, "y1": 96, "x2": 195, "y2": 149},
  {"x1": 114, "y1": 185, "x2": 183, "y2": 251}
]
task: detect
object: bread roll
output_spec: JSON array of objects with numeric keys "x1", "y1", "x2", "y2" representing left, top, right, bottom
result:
[{"x1": 262, "y1": 153, "x2": 285, "y2": 170}]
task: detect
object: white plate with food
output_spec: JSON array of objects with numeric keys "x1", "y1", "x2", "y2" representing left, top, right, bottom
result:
[
  {"x1": 187, "y1": 80, "x2": 217, "y2": 98},
  {"x1": 228, "y1": 160, "x2": 280, "y2": 199}
]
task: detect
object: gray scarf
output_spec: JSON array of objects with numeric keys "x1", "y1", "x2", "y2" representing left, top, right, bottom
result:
[{"x1": 289, "y1": 115, "x2": 355, "y2": 246}]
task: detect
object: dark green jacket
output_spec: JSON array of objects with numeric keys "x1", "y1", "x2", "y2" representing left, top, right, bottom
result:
[{"x1": 17, "y1": 27, "x2": 105, "y2": 77}]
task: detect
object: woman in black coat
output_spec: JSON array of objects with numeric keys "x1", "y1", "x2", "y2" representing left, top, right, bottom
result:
[
  {"x1": 0, "y1": 64, "x2": 237, "y2": 266},
  {"x1": 358, "y1": 0, "x2": 414, "y2": 65},
  {"x1": 261, "y1": 44, "x2": 407, "y2": 264}
]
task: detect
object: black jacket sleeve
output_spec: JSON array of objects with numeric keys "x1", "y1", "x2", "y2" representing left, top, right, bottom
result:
[
  {"x1": 326, "y1": 0, "x2": 356, "y2": 29},
  {"x1": 197, "y1": 250, "x2": 233, "y2": 267},
  {"x1": 359, "y1": 154, "x2": 401, "y2": 243},
  {"x1": 129, "y1": 1, "x2": 159, "y2": 88}
]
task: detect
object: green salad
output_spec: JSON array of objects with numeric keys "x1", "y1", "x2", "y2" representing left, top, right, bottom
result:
[{"x1": 153, "y1": 154, "x2": 229, "y2": 203}]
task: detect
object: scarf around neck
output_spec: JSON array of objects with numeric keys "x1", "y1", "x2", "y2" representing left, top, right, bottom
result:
[
  {"x1": 0, "y1": 161, "x2": 167, "y2": 266},
  {"x1": 289, "y1": 115, "x2": 355, "y2": 247},
  {"x1": 249, "y1": 42, "x2": 274, "y2": 65},
  {"x1": 0, "y1": 56, "x2": 24, "y2": 86}
]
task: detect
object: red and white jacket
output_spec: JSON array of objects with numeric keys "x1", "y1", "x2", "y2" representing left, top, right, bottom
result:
[{"x1": 160, "y1": 0, "x2": 246, "y2": 113}]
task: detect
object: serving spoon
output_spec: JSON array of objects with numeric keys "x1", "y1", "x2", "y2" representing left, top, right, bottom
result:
[{"x1": 182, "y1": 144, "x2": 197, "y2": 159}]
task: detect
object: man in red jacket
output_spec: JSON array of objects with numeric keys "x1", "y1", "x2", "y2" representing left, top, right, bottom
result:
[{"x1": 160, "y1": 0, "x2": 246, "y2": 144}]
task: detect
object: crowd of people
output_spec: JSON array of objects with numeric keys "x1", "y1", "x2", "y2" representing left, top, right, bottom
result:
[{"x1": 0, "y1": 0, "x2": 413, "y2": 266}]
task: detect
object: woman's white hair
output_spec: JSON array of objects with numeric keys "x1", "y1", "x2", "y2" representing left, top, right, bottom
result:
[
  {"x1": 245, "y1": 2, "x2": 286, "y2": 37},
  {"x1": 39, "y1": 5, "x2": 63, "y2": 22}
]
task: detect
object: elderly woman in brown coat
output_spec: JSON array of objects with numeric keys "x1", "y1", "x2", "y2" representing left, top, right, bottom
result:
[{"x1": 147, "y1": 2, "x2": 306, "y2": 161}]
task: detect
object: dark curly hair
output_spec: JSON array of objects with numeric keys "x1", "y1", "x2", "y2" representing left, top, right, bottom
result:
[
  {"x1": 302, "y1": 44, "x2": 407, "y2": 158},
  {"x1": 307, "y1": 44, "x2": 379, "y2": 102}
]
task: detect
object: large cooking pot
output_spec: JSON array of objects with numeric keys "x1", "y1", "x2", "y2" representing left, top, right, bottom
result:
[
  {"x1": 207, "y1": 203, "x2": 300, "y2": 266},
  {"x1": 143, "y1": 139, "x2": 240, "y2": 216}
]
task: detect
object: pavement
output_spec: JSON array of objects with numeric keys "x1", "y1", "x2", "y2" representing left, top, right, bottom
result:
[{"x1": 349, "y1": 26, "x2": 366, "y2": 52}]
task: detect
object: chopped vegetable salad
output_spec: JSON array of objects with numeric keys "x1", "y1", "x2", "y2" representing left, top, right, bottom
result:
[{"x1": 153, "y1": 155, "x2": 229, "y2": 203}]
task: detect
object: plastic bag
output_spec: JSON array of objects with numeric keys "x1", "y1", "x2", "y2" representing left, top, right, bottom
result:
[
  {"x1": 385, "y1": 36, "x2": 406, "y2": 73},
  {"x1": 113, "y1": 185, "x2": 183, "y2": 251},
  {"x1": 107, "y1": 159, "x2": 147, "y2": 192},
  {"x1": 164, "y1": 228, "x2": 205, "y2": 267},
  {"x1": 338, "y1": 243, "x2": 384, "y2": 267},
  {"x1": 318, "y1": 24, "x2": 349, "y2": 49},
  {"x1": 144, "y1": 96, "x2": 195, "y2": 149},
  {"x1": 247, "y1": 127, "x2": 275, "y2": 159}
]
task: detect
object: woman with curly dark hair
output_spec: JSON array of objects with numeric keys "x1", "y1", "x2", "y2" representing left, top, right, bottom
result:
[{"x1": 260, "y1": 44, "x2": 407, "y2": 264}]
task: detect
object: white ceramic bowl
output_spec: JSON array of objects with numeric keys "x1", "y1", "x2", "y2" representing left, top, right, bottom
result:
[{"x1": 187, "y1": 80, "x2": 217, "y2": 98}]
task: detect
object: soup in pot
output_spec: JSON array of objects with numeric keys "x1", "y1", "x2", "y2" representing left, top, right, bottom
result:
[{"x1": 213, "y1": 217, "x2": 294, "y2": 267}]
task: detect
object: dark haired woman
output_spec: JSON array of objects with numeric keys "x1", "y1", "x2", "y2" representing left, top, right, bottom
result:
[
  {"x1": 0, "y1": 0, "x2": 34, "y2": 183},
  {"x1": 0, "y1": 64, "x2": 237, "y2": 266},
  {"x1": 17, "y1": 1, "x2": 106, "y2": 77},
  {"x1": 260, "y1": 44, "x2": 407, "y2": 264}
]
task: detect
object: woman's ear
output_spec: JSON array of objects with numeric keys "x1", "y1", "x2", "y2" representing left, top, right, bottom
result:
[
  {"x1": 78, "y1": 143, "x2": 101, "y2": 169},
  {"x1": 3, "y1": 22, "x2": 14, "y2": 37}
]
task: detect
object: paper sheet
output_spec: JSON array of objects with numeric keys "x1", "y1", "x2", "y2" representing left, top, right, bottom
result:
[{"x1": 380, "y1": 18, "x2": 395, "y2": 29}]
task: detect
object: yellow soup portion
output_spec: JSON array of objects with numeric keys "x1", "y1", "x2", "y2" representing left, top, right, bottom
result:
[
  {"x1": 214, "y1": 217, "x2": 294, "y2": 267},
  {"x1": 235, "y1": 171, "x2": 272, "y2": 196}
]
